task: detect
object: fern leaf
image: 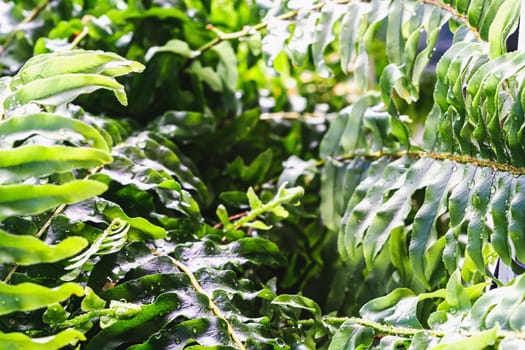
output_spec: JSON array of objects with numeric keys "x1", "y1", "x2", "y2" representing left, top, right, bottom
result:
[
  {"x1": 62, "y1": 218, "x2": 129, "y2": 281},
  {"x1": 0, "y1": 282, "x2": 84, "y2": 315},
  {"x1": 0, "y1": 329, "x2": 86, "y2": 349},
  {"x1": 334, "y1": 273, "x2": 525, "y2": 348}
]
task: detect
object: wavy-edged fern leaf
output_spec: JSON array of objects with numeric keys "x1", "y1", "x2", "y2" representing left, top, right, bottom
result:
[
  {"x1": 61, "y1": 218, "x2": 130, "y2": 281},
  {"x1": 80, "y1": 236, "x2": 285, "y2": 348},
  {"x1": 0, "y1": 329, "x2": 86, "y2": 349},
  {"x1": 299, "y1": 0, "x2": 525, "y2": 292},
  {"x1": 0, "y1": 229, "x2": 88, "y2": 265},
  {"x1": 0, "y1": 281, "x2": 84, "y2": 315},
  {"x1": 0, "y1": 49, "x2": 143, "y2": 348},
  {"x1": 263, "y1": 0, "x2": 518, "y2": 109},
  {"x1": 330, "y1": 271, "x2": 525, "y2": 348},
  {"x1": 2, "y1": 50, "x2": 145, "y2": 113}
]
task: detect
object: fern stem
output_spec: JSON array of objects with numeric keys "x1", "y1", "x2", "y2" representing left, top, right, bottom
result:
[
  {"x1": 0, "y1": 0, "x2": 52, "y2": 56},
  {"x1": 188, "y1": 0, "x2": 352, "y2": 64},
  {"x1": 419, "y1": 0, "x2": 481, "y2": 40},
  {"x1": 231, "y1": 205, "x2": 274, "y2": 230},
  {"x1": 260, "y1": 112, "x2": 335, "y2": 121},
  {"x1": 301, "y1": 316, "x2": 525, "y2": 341},
  {"x1": 213, "y1": 210, "x2": 249, "y2": 229},
  {"x1": 163, "y1": 254, "x2": 247, "y2": 350},
  {"x1": 334, "y1": 317, "x2": 445, "y2": 337},
  {"x1": 322, "y1": 150, "x2": 525, "y2": 176},
  {"x1": 2, "y1": 203, "x2": 67, "y2": 283}
]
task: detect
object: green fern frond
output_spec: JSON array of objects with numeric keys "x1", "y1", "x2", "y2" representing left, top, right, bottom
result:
[
  {"x1": 330, "y1": 271, "x2": 525, "y2": 348},
  {"x1": 61, "y1": 218, "x2": 129, "y2": 281}
]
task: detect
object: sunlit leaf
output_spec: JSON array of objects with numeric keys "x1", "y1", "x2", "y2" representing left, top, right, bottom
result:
[
  {"x1": 0, "y1": 229, "x2": 87, "y2": 265},
  {"x1": 0, "y1": 281, "x2": 84, "y2": 315},
  {"x1": 0, "y1": 145, "x2": 111, "y2": 184},
  {"x1": 0, "y1": 180, "x2": 107, "y2": 219},
  {"x1": 0, "y1": 329, "x2": 85, "y2": 349}
]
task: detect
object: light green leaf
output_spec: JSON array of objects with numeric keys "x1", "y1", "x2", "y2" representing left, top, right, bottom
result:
[
  {"x1": 43, "y1": 303, "x2": 70, "y2": 325},
  {"x1": 244, "y1": 220, "x2": 272, "y2": 230},
  {"x1": 0, "y1": 329, "x2": 85, "y2": 349},
  {"x1": 339, "y1": 3, "x2": 364, "y2": 74},
  {"x1": 486, "y1": 0, "x2": 520, "y2": 58},
  {"x1": 4, "y1": 74, "x2": 130, "y2": 109},
  {"x1": 12, "y1": 49, "x2": 145, "y2": 88},
  {"x1": 311, "y1": 3, "x2": 345, "y2": 77},
  {"x1": 386, "y1": 0, "x2": 404, "y2": 65},
  {"x1": 0, "y1": 145, "x2": 111, "y2": 184},
  {"x1": 216, "y1": 204, "x2": 231, "y2": 229},
  {"x1": 247, "y1": 187, "x2": 263, "y2": 210},
  {"x1": 271, "y1": 294, "x2": 320, "y2": 315},
  {"x1": 63, "y1": 219, "x2": 129, "y2": 281},
  {"x1": 0, "y1": 229, "x2": 87, "y2": 265},
  {"x1": 81, "y1": 287, "x2": 106, "y2": 312},
  {"x1": 101, "y1": 204, "x2": 166, "y2": 240},
  {"x1": 360, "y1": 288, "x2": 422, "y2": 328},
  {"x1": 445, "y1": 271, "x2": 471, "y2": 313},
  {"x1": 145, "y1": 39, "x2": 196, "y2": 61},
  {"x1": 469, "y1": 274, "x2": 525, "y2": 330},
  {"x1": 432, "y1": 328, "x2": 497, "y2": 350},
  {"x1": 0, "y1": 180, "x2": 107, "y2": 219},
  {"x1": 328, "y1": 321, "x2": 374, "y2": 350},
  {"x1": 0, "y1": 281, "x2": 84, "y2": 315},
  {"x1": 0, "y1": 113, "x2": 110, "y2": 151}
]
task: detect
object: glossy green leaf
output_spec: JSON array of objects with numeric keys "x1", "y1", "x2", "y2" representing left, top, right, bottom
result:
[
  {"x1": 62, "y1": 218, "x2": 129, "y2": 281},
  {"x1": 85, "y1": 293, "x2": 176, "y2": 349},
  {"x1": 101, "y1": 203, "x2": 166, "y2": 240},
  {"x1": 173, "y1": 238, "x2": 284, "y2": 272},
  {"x1": 360, "y1": 288, "x2": 422, "y2": 328},
  {"x1": 145, "y1": 39, "x2": 197, "y2": 60},
  {"x1": 328, "y1": 321, "x2": 374, "y2": 350},
  {"x1": 386, "y1": 0, "x2": 404, "y2": 66},
  {"x1": 445, "y1": 271, "x2": 471, "y2": 313},
  {"x1": 487, "y1": 0, "x2": 519, "y2": 58},
  {"x1": 43, "y1": 303, "x2": 70, "y2": 325},
  {"x1": 127, "y1": 317, "x2": 235, "y2": 349},
  {"x1": 469, "y1": 274, "x2": 525, "y2": 331},
  {"x1": 81, "y1": 287, "x2": 106, "y2": 311},
  {"x1": 272, "y1": 294, "x2": 321, "y2": 316},
  {"x1": 311, "y1": 3, "x2": 345, "y2": 77}
]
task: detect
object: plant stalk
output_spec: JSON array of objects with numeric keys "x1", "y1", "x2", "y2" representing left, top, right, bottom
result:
[
  {"x1": 163, "y1": 254, "x2": 247, "y2": 350},
  {"x1": 317, "y1": 150, "x2": 525, "y2": 176}
]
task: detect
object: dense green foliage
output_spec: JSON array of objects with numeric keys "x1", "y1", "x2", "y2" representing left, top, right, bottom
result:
[{"x1": 1, "y1": 0, "x2": 525, "y2": 348}]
